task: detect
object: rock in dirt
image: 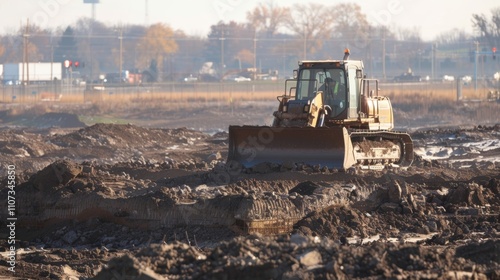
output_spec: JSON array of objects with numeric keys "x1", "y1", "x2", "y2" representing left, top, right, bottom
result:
[
  {"x1": 62, "y1": 230, "x2": 79, "y2": 245},
  {"x1": 289, "y1": 181, "x2": 320, "y2": 196},
  {"x1": 92, "y1": 254, "x2": 163, "y2": 280},
  {"x1": 446, "y1": 183, "x2": 486, "y2": 206},
  {"x1": 455, "y1": 240, "x2": 500, "y2": 265},
  {"x1": 32, "y1": 160, "x2": 83, "y2": 191},
  {"x1": 297, "y1": 249, "x2": 322, "y2": 266},
  {"x1": 388, "y1": 180, "x2": 403, "y2": 203}
]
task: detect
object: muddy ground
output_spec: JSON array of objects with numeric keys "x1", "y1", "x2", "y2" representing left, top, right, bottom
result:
[{"x1": 0, "y1": 99, "x2": 499, "y2": 279}]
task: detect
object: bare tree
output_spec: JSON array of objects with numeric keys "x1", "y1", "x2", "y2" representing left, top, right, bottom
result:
[
  {"x1": 435, "y1": 29, "x2": 471, "y2": 45},
  {"x1": 330, "y1": 3, "x2": 370, "y2": 48},
  {"x1": 472, "y1": 7, "x2": 500, "y2": 48},
  {"x1": 205, "y1": 21, "x2": 255, "y2": 74},
  {"x1": 285, "y1": 3, "x2": 334, "y2": 59},
  {"x1": 246, "y1": 1, "x2": 290, "y2": 37},
  {"x1": 0, "y1": 23, "x2": 52, "y2": 64},
  {"x1": 395, "y1": 27, "x2": 422, "y2": 42}
]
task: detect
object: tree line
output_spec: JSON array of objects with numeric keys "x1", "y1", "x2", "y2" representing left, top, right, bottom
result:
[{"x1": 0, "y1": 3, "x2": 498, "y2": 82}]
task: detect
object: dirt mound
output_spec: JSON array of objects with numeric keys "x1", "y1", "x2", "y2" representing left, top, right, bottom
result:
[
  {"x1": 92, "y1": 254, "x2": 162, "y2": 280},
  {"x1": 0, "y1": 128, "x2": 61, "y2": 175},
  {"x1": 294, "y1": 206, "x2": 370, "y2": 239},
  {"x1": 0, "y1": 109, "x2": 85, "y2": 128},
  {"x1": 0, "y1": 124, "x2": 224, "y2": 176},
  {"x1": 51, "y1": 123, "x2": 198, "y2": 148},
  {"x1": 0, "y1": 129, "x2": 58, "y2": 158},
  {"x1": 30, "y1": 159, "x2": 83, "y2": 192},
  {"x1": 45, "y1": 124, "x2": 218, "y2": 167},
  {"x1": 33, "y1": 112, "x2": 86, "y2": 128}
]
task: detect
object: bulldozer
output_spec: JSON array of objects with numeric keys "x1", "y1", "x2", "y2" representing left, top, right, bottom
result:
[{"x1": 227, "y1": 50, "x2": 413, "y2": 170}]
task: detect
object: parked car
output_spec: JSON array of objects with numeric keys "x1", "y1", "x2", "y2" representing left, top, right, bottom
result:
[
  {"x1": 442, "y1": 75, "x2": 455, "y2": 82},
  {"x1": 393, "y1": 72, "x2": 421, "y2": 82},
  {"x1": 494, "y1": 72, "x2": 500, "y2": 81},
  {"x1": 462, "y1": 76, "x2": 472, "y2": 85},
  {"x1": 224, "y1": 75, "x2": 251, "y2": 82},
  {"x1": 4, "y1": 80, "x2": 20, "y2": 85},
  {"x1": 183, "y1": 75, "x2": 198, "y2": 82}
]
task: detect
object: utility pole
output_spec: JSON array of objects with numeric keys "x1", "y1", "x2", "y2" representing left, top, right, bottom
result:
[
  {"x1": 50, "y1": 42, "x2": 54, "y2": 81},
  {"x1": 23, "y1": 20, "x2": 30, "y2": 86},
  {"x1": 253, "y1": 31, "x2": 257, "y2": 80},
  {"x1": 89, "y1": 22, "x2": 94, "y2": 83},
  {"x1": 382, "y1": 29, "x2": 386, "y2": 81},
  {"x1": 303, "y1": 30, "x2": 307, "y2": 60},
  {"x1": 22, "y1": 22, "x2": 25, "y2": 86},
  {"x1": 474, "y1": 41, "x2": 479, "y2": 92},
  {"x1": 282, "y1": 39, "x2": 287, "y2": 79},
  {"x1": 431, "y1": 43, "x2": 436, "y2": 81},
  {"x1": 119, "y1": 28, "x2": 123, "y2": 81},
  {"x1": 220, "y1": 29, "x2": 225, "y2": 77}
]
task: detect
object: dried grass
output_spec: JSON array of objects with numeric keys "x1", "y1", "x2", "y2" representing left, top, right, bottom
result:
[{"x1": 1, "y1": 82, "x2": 492, "y2": 109}]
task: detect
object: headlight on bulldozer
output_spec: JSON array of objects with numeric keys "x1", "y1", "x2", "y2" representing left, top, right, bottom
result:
[
  {"x1": 283, "y1": 105, "x2": 288, "y2": 113},
  {"x1": 303, "y1": 104, "x2": 310, "y2": 113}
]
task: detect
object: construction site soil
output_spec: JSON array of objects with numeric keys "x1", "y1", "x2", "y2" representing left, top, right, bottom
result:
[{"x1": 0, "y1": 99, "x2": 499, "y2": 279}]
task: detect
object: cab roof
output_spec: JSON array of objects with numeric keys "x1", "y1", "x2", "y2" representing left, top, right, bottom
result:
[{"x1": 298, "y1": 60, "x2": 364, "y2": 69}]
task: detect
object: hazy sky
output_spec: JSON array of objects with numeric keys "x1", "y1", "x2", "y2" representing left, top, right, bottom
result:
[{"x1": 1, "y1": 0, "x2": 498, "y2": 40}]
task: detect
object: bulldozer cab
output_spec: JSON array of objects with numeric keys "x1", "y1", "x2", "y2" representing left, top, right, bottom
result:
[{"x1": 296, "y1": 66, "x2": 347, "y2": 118}]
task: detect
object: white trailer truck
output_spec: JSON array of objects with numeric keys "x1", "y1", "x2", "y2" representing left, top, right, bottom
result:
[{"x1": 3, "y1": 63, "x2": 62, "y2": 84}]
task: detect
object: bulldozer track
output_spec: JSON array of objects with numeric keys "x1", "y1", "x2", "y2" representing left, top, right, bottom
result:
[{"x1": 349, "y1": 129, "x2": 414, "y2": 168}]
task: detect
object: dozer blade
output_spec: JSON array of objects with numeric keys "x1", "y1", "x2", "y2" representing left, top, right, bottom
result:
[{"x1": 227, "y1": 126, "x2": 356, "y2": 170}]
